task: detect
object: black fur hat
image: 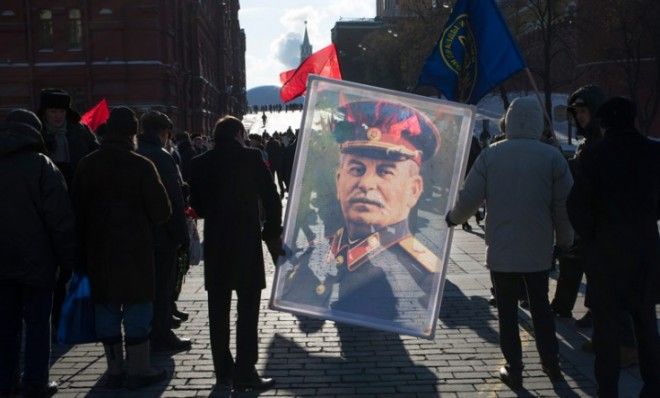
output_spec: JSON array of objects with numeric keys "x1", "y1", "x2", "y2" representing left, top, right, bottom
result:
[{"x1": 40, "y1": 89, "x2": 72, "y2": 110}]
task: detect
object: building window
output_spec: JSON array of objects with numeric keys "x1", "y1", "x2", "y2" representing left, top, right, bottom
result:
[
  {"x1": 39, "y1": 9, "x2": 53, "y2": 49},
  {"x1": 69, "y1": 9, "x2": 82, "y2": 49}
]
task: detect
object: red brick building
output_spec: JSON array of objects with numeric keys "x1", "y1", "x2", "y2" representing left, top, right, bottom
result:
[{"x1": 0, "y1": 0, "x2": 247, "y2": 135}]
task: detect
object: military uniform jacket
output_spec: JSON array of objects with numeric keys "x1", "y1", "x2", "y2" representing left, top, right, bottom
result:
[{"x1": 280, "y1": 220, "x2": 440, "y2": 327}]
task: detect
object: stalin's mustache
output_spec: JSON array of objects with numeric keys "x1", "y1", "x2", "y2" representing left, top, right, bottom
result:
[{"x1": 348, "y1": 194, "x2": 385, "y2": 208}]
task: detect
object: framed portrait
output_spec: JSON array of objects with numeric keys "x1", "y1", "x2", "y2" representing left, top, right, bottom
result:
[{"x1": 270, "y1": 76, "x2": 475, "y2": 338}]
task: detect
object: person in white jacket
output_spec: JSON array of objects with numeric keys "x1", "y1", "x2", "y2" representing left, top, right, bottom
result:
[{"x1": 446, "y1": 97, "x2": 574, "y2": 390}]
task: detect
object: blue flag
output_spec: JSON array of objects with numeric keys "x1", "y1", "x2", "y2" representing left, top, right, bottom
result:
[{"x1": 418, "y1": 0, "x2": 525, "y2": 104}]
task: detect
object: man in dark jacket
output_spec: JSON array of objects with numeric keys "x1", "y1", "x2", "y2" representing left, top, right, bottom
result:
[
  {"x1": 72, "y1": 107, "x2": 171, "y2": 390},
  {"x1": 37, "y1": 89, "x2": 99, "y2": 185},
  {"x1": 37, "y1": 89, "x2": 99, "y2": 333},
  {"x1": 175, "y1": 132, "x2": 195, "y2": 184},
  {"x1": 551, "y1": 84, "x2": 605, "y2": 323},
  {"x1": 137, "y1": 111, "x2": 191, "y2": 352},
  {"x1": 567, "y1": 97, "x2": 660, "y2": 397},
  {"x1": 0, "y1": 109, "x2": 76, "y2": 397},
  {"x1": 190, "y1": 116, "x2": 282, "y2": 392},
  {"x1": 265, "y1": 136, "x2": 285, "y2": 197}
]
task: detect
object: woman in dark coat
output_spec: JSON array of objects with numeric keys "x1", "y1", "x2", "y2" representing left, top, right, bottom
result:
[{"x1": 72, "y1": 107, "x2": 171, "y2": 390}]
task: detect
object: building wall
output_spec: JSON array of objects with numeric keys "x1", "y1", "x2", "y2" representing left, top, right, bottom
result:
[{"x1": 0, "y1": 0, "x2": 246, "y2": 135}]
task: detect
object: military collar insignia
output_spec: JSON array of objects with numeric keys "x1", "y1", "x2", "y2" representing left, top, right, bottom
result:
[{"x1": 329, "y1": 221, "x2": 411, "y2": 272}]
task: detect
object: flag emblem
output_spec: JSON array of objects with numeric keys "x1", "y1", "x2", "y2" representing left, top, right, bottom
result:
[{"x1": 439, "y1": 14, "x2": 477, "y2": 102}]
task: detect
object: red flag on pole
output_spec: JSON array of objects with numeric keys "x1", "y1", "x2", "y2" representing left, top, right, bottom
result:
[
  {"x1": 80, "y1": 99, "x2": 110, "y2": 133},
  {"x1": 279, "y1": 44, "x2": 342, "y2": 103}
]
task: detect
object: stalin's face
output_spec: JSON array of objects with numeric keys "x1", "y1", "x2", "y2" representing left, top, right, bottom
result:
[{"x1": 336, "y1": 153, "x2": 423, "y2": 239}]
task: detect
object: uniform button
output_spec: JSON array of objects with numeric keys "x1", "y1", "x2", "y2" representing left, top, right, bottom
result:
[
  {"x1": 315, "y1": 283, "x2": 326, "y2": 295},
  {"x1": 368, "y1": 235, "x2": 379, "y2": 247},
  {"x1": 335, "y1": 255, "x2": 344, "y2": 266}
]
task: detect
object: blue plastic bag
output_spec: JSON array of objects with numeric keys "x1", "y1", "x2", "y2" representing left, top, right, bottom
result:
[{"x1": 57, "y1": 273, "x2": 97, "y2": 344}]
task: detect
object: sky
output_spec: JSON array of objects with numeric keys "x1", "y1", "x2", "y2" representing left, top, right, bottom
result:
[{"x1": 239, "y1": 0, "x2": 376, "y2": 89}]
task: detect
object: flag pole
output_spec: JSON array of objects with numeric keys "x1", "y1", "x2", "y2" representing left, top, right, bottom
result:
[{"x1": 524, "y1": 67, "x2": 557, "y2": 141}]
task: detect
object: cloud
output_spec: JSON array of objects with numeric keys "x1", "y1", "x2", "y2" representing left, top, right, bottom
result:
[
  {"x1": 241, "y1": 0, "x2": 375, "y2": 88},
  {"x1": 273, "y1": 32, "x2": 303, "y2": 69}
]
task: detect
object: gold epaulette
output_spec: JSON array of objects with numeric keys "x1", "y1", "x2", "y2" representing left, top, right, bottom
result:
[{"x1": 398, "y1": 236, "x2": 440, "y2": 273}]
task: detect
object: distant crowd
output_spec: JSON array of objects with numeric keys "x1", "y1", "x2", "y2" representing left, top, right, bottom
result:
[{"x1": 249, "y1": 103, "x2": 303, "y2": 114}]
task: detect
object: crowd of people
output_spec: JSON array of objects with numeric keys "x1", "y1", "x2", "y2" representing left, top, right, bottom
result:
[
  {"x1": 0, "y1": 83, "x2": 658, "y2": 398},
  {"x1": 250, "y1": 103, "x2": 303, "y2": 115},
  {"x1": 448, "y1": 85, "x2": 660, "y2": 397},
  {"x1": 0, "y1": 89, "x2": 285, "y2": 397}
]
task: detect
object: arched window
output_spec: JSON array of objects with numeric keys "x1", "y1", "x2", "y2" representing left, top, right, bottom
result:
[
  {"x1": 39, "y1": 9, "x2": 53, "y2": 49},
  {"x1": 69, "y1": 8, "x2": 82, "y2": 49}
]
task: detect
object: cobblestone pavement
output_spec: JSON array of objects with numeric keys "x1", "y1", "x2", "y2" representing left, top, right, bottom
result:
[{"x1": 50, "y1": 225, "x2": 647, "y2": 397}]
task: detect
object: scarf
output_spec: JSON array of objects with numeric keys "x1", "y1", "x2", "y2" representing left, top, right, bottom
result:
[{"x1": 47, "y1": 123, "x2": 70, "y2": 163}]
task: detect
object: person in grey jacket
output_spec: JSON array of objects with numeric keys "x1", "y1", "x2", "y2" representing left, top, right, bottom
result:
[{"x1": 447, "y1": 97, "x2": 574, "y2": 390}]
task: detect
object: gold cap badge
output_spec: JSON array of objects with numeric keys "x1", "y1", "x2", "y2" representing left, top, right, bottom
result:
[{"x1": 366, "y1": 127, "x2": 382, "y2": 142}]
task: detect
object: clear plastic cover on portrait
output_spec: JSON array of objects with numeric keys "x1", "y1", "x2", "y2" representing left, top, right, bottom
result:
[{"x1": 270, "y1": 76, "x2": 475, "y2": 338}]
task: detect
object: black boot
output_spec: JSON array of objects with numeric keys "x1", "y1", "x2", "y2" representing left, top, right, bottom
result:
[
  {"x1": 499, "y1": 365, "x2": 522, "y2": 390},
  {"x1": 101, "y1": 342, "x2": 125, "y2": 389},
  {"x1": 151, "y1": 331, "x2": 192, "y2": 353},
  {"x1": 233, "y1": 376, "x2": 275, "y2": 392}
]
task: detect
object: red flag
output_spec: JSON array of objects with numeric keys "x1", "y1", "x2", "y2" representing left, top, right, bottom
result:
[
  {"x1": 80, "y1": 99, "x2": 110, "y2": 133},
  {"x1": 279, "y1": 44, "x2": 342, "y2": 103}
]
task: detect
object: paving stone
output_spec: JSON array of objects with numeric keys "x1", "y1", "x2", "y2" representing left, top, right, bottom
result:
[{"x1": 48, "y1": 226, "x2": 648, "y2": 397}]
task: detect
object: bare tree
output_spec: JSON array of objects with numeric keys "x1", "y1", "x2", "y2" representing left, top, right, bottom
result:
[
  {"x1": 355, "y1": 1, "x2": 452, "y2": 92},
  {"x1": 498, "y1": 0, "x2": 584, "y2": 120},
  {"x1": 594, "y1": 0, "x2": 660, "y2": 134}
]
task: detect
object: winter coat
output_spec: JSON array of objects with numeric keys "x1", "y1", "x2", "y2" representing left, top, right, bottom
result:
[
  {"x1": 0, "y1": 122, "x2": 76, "y2": 288},
  {"x1": 137, "y1": 133, "x2": 189, "y2": 249},
  {"x1": 176, "y1": 139, "x2": 195, "y2": 183},
  {"x1": 41, "y1": 112, "x2": 99, "y2": 184},
  {"x1": 281, "y1": 139, "x2": 297, "y2": 187},
  {"x1": 190, "y1": 140, "x2": 282, "y2": 291},
  {"x1": 567, "y1": 127, "x2": 660, "y2": 306},
  {"x1": 466, "y1": 135, "x2": 482, "y2": 173},
  {"x1": 568, "y1": 84, "x2": 605, "y2": 141},
  {"x1": 449, "y1": 97, "x2": 574, "y2": 273},
  {"x1": 72, "y1": 136, "x2": 171, "y2": 303},
  {"x1": 265, "y1": 139, "x2": 283, "y2": 171}
]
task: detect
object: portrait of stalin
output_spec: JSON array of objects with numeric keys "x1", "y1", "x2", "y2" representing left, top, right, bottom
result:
[{"x1": 280, "y1": 100, "x2": 443, "y2": 325}]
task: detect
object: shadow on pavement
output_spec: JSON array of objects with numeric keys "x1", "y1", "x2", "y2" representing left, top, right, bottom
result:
[
  {"x1": 50, "y1": 342, "x2": 74, "y2": 363},
  {"x1": 85, "y1": 353, "x2": 175, "y2": 397},
  {"x1": 263, "y1": 323, "x2": 439, "y2": 396},
  {"x1": 516, "y1": 309, "x2": 597, "y2": 397},
  {"x1": 438, "y1": 279, "x2": 500, "y2": 345}
]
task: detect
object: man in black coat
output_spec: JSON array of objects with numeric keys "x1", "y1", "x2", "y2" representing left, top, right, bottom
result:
[
  {"x1": 567, "y1": 97, "x2": 660, "y2": 397},
  {"x1": 551, "y1": 84, "x2": 605, "y2": 325},
  {"x1": 190, "y1": 116, "x2": 282, "y2": 392},
  {"x1": 37, "y1": 89, "x2": 99, "y2": 333},
  {"x1": 175, "y1": 132, "x2": 195, "y2": 184},
  {"x1": 265, "y1": 136, "x2": 285, "y2": 197},
  {"x1": 0, "y1": 109, "x2": 76, "y2": 397},
  {"x1": 37, "y1": 89, "x2": 99, "y2": 185},
  {"x1": 137, "y1": 111, "x2": 191, "y2": 352}
]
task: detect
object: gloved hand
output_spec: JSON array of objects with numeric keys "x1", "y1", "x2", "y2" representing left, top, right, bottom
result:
[{"x1": 266, "y1": 237, "x2": 286, "y2": 265}]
